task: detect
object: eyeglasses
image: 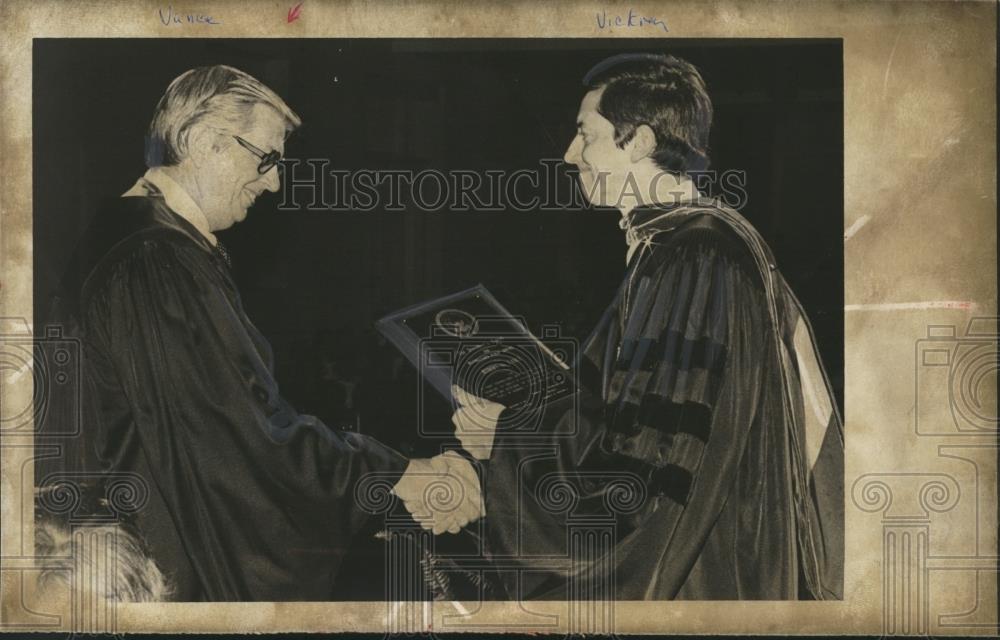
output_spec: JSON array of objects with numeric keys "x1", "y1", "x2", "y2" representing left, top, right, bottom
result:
[{"x1": 233, "y1": 136, "x2": 282, "y2": 174}]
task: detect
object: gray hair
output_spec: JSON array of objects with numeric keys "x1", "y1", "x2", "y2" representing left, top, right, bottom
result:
[
  {"x1": 145, "y1": 64, "x2": 301, "y2": 168},
  {"x1": 35, "y1": 519, "x2": 173, "y2": 602}
]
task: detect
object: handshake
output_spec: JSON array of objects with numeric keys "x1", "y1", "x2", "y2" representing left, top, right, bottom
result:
[{"x1": 390, "y1": 385, "x2": 504, "y2": 535}]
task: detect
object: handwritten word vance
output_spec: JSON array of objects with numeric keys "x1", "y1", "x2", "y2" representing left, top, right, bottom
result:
[
  {"x1": 158, "y1": 6, "x2": 221, "y2": 26},
  {"x1": 596, "y1": 8, "x2": 668, "y2": 33}
]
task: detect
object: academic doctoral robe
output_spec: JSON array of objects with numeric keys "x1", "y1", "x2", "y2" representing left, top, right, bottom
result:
[
  {"x1": 64, "y1": 194, "x2": 409, "y2": 601},
  {"x1": 483, "y1": 198, "x2": 843, "y2": 600}
]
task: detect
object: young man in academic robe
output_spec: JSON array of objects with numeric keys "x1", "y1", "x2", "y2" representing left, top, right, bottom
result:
[{"x1": 453, "y1": 53, "x2": 844, "y2": 601}]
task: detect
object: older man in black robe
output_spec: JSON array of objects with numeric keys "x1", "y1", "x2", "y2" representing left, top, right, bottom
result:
[
  {"x1": 455, "y1": 54, "x2": 843, "y2": 601},
  {"x1": 57, "y1": 65, "x2": 479, "y2": 601}
]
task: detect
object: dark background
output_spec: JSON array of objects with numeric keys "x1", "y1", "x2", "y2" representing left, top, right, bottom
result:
[{"x1": 33, "y1": 38, "x2": 843, "y2": 597}]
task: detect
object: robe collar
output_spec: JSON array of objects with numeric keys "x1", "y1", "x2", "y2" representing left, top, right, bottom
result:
[
  {"x1": 621, "y1": 196, "x2": 778, "y2": 272},
  {"x1": 122, "y1": 168, "x2": 218, "y2": 246},
  {"x1": 619, "y1": 195, "x2": 717, "y2": 264}
]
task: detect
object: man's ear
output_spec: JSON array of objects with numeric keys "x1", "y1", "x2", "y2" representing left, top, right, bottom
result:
[
  {"x1": 186, "y1": 124, "x2": 220, "y2": 168},
  {"x1": 628, "y1": 124, "x2": 657, "y2": 163}
]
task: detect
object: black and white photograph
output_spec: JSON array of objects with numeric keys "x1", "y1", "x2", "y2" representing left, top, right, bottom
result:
[
  {"x1": 0, "y1": 1, "x2": 995, "y2": 635},
  {"x1": 32, "y1": 36, "x2": 844, "y2": 603}
]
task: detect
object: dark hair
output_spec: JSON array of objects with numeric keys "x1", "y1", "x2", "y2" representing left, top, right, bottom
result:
[{"x1": 584, "y1": 53, "x2": 713, "y2": 174}]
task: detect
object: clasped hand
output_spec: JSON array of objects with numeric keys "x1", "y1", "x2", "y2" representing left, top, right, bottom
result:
[
  {"x1": 391, "y1": 386, "x2": 505, "y2": 535},
  {"x1": 392, "y1": 451, "x2": 482, "y2": 535}
]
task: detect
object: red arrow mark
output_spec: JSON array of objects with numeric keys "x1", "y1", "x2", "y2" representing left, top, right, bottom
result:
[{"x1": 287, "y1": 2, "x2": 303, "y2": 23}]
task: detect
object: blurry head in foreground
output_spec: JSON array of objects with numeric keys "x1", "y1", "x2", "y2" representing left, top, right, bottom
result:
[{"x1": 34, "y1": 518, "x2": 172, "y2": 605}]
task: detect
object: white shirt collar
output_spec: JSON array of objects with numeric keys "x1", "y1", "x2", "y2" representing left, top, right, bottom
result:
[{"x1": 122, "y1": 167, "x2": 218, "y2": 246}]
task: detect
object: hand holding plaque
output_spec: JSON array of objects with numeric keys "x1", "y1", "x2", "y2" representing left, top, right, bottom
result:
[
  {"x1": 376, "y1": 285, "x2": 576, "y2": 439},
  {"x1": 450, "y1": 384, "x2": 505, "y2": 460}
]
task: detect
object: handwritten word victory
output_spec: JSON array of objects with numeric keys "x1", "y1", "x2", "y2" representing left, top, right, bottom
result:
[{"x1": 596, "y1": 8, "x2": 668, "y2": 33}]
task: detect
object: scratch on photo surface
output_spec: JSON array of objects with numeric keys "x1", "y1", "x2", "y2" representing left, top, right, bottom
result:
[
  {"x1": 845, "y1": 301, "x2": 977, "y2": 312},
  {"x1": 844, "y1": 214, "x2": 871, "y2": 241},
  {"x1": 882, "y1": 29, "x2": 904, "y2": 98}
]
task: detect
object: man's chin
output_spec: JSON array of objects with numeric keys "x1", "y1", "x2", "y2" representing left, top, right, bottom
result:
[
  {"x1": 212, "y1": 211, "x2": 245, "y2": 232},
  {"x1": 576, "y1": 177, "x2": 608, "y2": 209},
  {"x1": 231, "y1": 207, "x2": 250, "y2": 224},
  {"x1": 576, "y1": 191, "x2": 607, "y2": 209}
]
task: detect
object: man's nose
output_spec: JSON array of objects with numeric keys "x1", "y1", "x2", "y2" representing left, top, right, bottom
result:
[
  {"x1": 263, "y1": 166, "x2": 280, "y2": 193},
  {"x1": 564, "y1": 135, "x2": 582, "y2": 166}
]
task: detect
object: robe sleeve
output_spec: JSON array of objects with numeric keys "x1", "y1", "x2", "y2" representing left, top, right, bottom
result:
[
  {"x1": 484, "y1": 223, "x2": 773, "y2": 600},
  {"x1": 81, "y1": 233, "x2": 409, "y2": 599}
]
